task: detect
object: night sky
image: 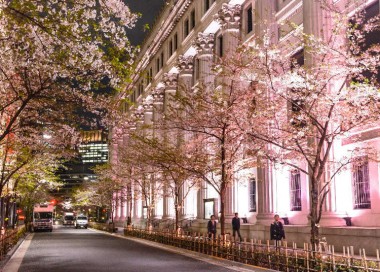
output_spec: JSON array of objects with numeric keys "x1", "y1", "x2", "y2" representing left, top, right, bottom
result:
[{"x1": 125, "y1": 0, "x2": 168, "y2": 46}]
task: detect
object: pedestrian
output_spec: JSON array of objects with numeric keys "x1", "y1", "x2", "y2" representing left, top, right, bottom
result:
[
  {"x1": 207, "y1": 215, "x2": 217, "y2": 239},
  {"x1": 232, "y1": 212, "x2": 243, "y2": 242},
  {"x1": 270, "y1": 214, "x2": 285, "y2": 248}
]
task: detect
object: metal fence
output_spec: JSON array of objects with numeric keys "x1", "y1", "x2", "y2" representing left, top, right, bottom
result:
[
  {"x1": 124, "y1": 227, "x2": 380, "y2": 272},
  {"x1": 0, "y1": 226, "x2": 26, "y2": 260}
]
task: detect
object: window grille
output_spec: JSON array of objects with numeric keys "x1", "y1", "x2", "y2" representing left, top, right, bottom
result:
[
  {"x1": 290, "y1": 170, "x2": 302, "y2": 211},
  {"x1": 249, "y1": 178, "x2": 257, "y2": 212},
  {"x1": 352, "y1": 157, "x2": 371, "y2": 209}
]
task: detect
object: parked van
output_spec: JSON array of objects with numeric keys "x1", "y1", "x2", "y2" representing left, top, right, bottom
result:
[{"x1": 74, "y1": 215, "x2": 88, "y2": 229}]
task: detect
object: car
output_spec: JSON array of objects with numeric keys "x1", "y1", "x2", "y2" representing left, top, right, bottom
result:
[{"x1": 74, "y1": 215, "x2": 88, "y2": 229}]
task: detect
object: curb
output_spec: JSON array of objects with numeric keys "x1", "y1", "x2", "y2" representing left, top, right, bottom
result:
[
  {"x1": 89, "y1": 228, "x2": 276, "y2": 272},
  {"x1": 0, "y1": 232, "x2": 29, "y2": 270}
]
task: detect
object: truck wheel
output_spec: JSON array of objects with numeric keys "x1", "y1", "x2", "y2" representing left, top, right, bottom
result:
[{"x1": 49, "y1": 229, "x2": 53, "y2": 232}]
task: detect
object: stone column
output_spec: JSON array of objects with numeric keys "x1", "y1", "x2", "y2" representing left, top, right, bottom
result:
[
  {"x1": 152, "y1": 85, "x2": 165, "y2": 124},
  {"x1": 161, "y1": 73, "x2": 178, "y2": 219},
  {"x1": 132, "y1": 109, "x2": 144, "y2": 220},
  {"x1": 255, "y1": 0, "x2": 277, "y2": 42},
  {"x1": 163, "y1": 73, "x2": 178, "y2": 111},
  {"x1": 152, "y1": 85, "x2": 167, "y2": 219},
  {"x1": 177, "y1": 55, "x2": 194, "y2": 94},
  {"x1": 143, "y1": 96, "x2": 154, "y2": 131},
  {"x1": 194, "y1": 32, "x2": 215, "y2": 88},
  {"x1": 122, "y1": 123, "x2": 134, "y2": 223},
  {"x1": 256, "y1": 161, "x2": 275, "y2": 225},
  {"x1": 216, "y1": 3, "x2": 241, "y2": 53},
  {"x1": 116, "y1": 134, "x2": 125, "y2": 222},
  {"x1": 303, "y1": 1, "x2": 342, "y2": 226},
  {"x1": 176, "y1": 55, "x2": 194, "y2": 218},
  {"x1": 215, "y1": 4, "x2": 242, "y2": 219},
  {"x1": 120, "y1": 188, "x2": 126, "y2": 221},
  {"x1": 143, "y1": 96, "x2": 156, "y2": 218},
  {"x1": 193, "y1": 33, "x2": 215, "y2": 220}
]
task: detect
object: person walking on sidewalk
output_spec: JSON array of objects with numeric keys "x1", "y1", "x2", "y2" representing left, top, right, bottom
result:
[
  {"x1": 232, "y1": 212, "x2": 243, "y2": 242},
  {"x1": 270, "y1": 214, "x2": 285, "y2": 248},
  {"x1": 207, "y1": 215, "x2": 217, "y2": 239}
]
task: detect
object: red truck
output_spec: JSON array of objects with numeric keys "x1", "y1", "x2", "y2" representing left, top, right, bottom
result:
[{"x1": 32, "y1": 203, "x2": 54, "y2": 232}]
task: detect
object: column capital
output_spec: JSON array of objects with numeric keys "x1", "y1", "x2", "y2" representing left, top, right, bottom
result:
[
  {"x1": 142, "y1": 95, "x2": 154, "y2": 113},
  {"x1": 126, "y1": 119, "x2": 137, "y2": 131},
  {"x1": 133, "y1": 106, "x2": 145, "y2": 123},
  {"x1": 215, "y1": 4, "x2": 241, "y2": 30},
  {"x1": 194, "y1": 32, "x2": 215, "y2": 56},
  {"x1": 177, "y1": 55, "x2": 194, "y2": 75},
  {"x1": 152, "y1": 85, "x2": 165, "y2": 104},
  {"x1": 163, "y1": 73, "x2": 178, "y2": 89}
]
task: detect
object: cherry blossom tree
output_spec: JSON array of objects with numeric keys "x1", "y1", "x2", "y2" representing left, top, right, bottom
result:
[
  {"x1": 117, "y1": 135, "x2": 164, "y2": 229},
  {"x1": 74, "y1": 163, "x2": 125, "y2": 230},
  {"x1": 16, "y1": 161, "x2": 61, "y2": 228},
  {"x1": 0, "y1": 124, "x2": 74, "y2": 227},
  {"x1": 236, "y1": 2, "x2": 380, "y2": 246},
  {"x1": 125, "y1": 130, "x2": 200, "y2": 231},
  {"x1": 0, "y1": 0, "x2": 138, "y2": 217},
  {"x1": 163, "y1": 51, "x2": 258, "y2": 236}
]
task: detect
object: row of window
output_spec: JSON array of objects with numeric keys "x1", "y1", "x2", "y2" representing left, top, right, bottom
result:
[
  {"x1": 248, "y1": 158, "x2": 372, "y2": 214},
  {"x1": 131, "y1": 1, "x2": 378, "y2": 104},
  {"x1": 289, "y1": 158, "x2": 371, "y2": 212},
  {"x1": 130, "y1": 2, "x2": 255, "y2": 103}
]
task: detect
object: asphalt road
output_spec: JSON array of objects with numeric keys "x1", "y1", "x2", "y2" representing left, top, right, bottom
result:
[{"x1": 6, "y1": 225, "x2": 245, "y2": 272}]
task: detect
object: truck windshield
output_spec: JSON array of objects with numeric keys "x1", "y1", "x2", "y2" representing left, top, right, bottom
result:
[
  {"x1": 64, "y1": 216, "x2": 74, "y2": 220},
  {"x1": 34, "y1": 212, "x2": 53, "y2": 219},
  {"x1": 77, "y1": 217, "x2": 87, "y2": 220}
]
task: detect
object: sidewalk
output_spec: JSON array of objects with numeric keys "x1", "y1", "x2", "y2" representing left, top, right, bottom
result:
[{"x1": 91, "y1": 228, "x2": 277, "y2": 272}]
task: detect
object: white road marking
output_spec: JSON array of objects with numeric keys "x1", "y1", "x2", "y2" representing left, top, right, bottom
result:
[{"x1": 2, "y1": 233, "x2": 34, "y2": 272}]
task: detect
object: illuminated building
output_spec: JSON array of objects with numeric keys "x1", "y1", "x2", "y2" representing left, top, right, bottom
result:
[{"x1": 111, "y1": 0, "x2": 380, "y2": 254}]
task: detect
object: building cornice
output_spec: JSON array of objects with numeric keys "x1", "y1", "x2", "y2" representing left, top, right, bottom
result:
[{"x1": 134, "y1": 0, "x2": 193, "y2": 81}]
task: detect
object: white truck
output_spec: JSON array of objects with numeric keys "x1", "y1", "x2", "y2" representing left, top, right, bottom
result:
[
  {"x1": 63, "y1": 212, "x2": 75, "y2": 225},
  {"x1": 32, "y1": 203, "x2": 54, "y2": 232}
]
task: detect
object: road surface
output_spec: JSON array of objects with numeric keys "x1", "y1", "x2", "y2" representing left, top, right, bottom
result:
[{"x1": 3, "y1": 225, "x2": 267, "y2": 272}]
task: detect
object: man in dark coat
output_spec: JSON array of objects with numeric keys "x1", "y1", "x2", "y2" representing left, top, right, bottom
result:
[
  {"x1": 207, "y1": 215, "x2": 217, "y2": 239},
  {"x1": 270, "y1": 214, "x2": 285, "y2": 247},
  {"x1": 232, "y1": 212, "x2": 243, "y2": 241}
]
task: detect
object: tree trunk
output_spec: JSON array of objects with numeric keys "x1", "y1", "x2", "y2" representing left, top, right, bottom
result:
[
  {"x1": 310, "y1": 176, "x2": 319, "y2": 250},
  {"x1": 174, "y1": 192, "x2": 179, "y2": 231},
  {"x1": 4, "y1": 196, "x2": 10, "y2": 228},
  {"x1": 127, "y1": 185, "x2": 133, "y2": 225},
  {"x1": 219, "y1": 187, "x2": 226, "y2": 236}
]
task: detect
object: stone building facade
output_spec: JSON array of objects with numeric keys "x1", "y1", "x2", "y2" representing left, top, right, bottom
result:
[{"x1": 111, "y1": 0, "x2": 380, "y2": 254}]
